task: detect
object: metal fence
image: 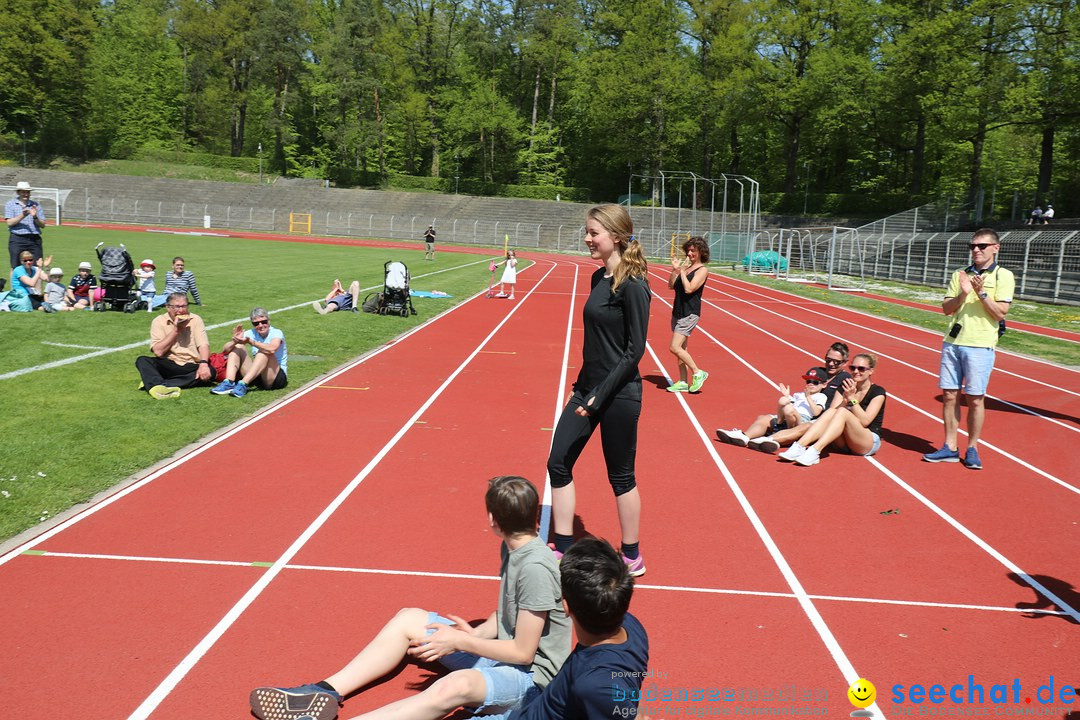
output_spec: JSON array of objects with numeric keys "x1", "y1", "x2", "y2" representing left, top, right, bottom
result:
[
  {"x1": 758, "y1": 199, "x2": 1079, "y2": 305},
  {"x1": 47, "y1": 186, "x2": 761, "y2": 262}
]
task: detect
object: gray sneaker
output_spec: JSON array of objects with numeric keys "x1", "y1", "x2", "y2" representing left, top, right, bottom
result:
[
  {"x1": 748, "y1": 436, "x2": 780, "y2": 453},
  {"x1": 249, "y1": 684, "x2": 342, "y2": 720},
  {"x1": 715, "y1": 428, "x2": 750, "y2": 447}
]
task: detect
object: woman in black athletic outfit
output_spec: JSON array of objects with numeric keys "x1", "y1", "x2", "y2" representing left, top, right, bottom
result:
[{"x1": 546, "y1": 203, "x2": 651, "y2": 576}]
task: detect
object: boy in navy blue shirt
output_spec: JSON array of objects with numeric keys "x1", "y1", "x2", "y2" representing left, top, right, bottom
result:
[{"x1": 511, "y1": 537, "x2": 649, "y2": 719}]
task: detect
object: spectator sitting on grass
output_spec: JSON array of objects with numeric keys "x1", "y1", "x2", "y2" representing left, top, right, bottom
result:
[
  {"x1": 134, "y1": 292, "x2": 216, "y2": 399},
  {"x1": 210, "y1": 308, "x2": 288, "y2": 398},
  {"x1": 66, "y1": 261, "x2": 98, "y2": 310},
  {"x1": 312, "y1": 278, "x2": 360, "y2": 314},
  {"x1": 152, "y1": 256, "x2": 202, "y2": 309},
  {"x1": 7, "y1": 250, "x2": 48, "y2": 311},
  {"x1": 42, "y1": 267, "x2": 72, "y2": 312}
]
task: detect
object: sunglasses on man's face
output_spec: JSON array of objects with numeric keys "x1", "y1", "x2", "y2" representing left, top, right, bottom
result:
[
  {"x1": 824, "y1": 357, "x2": 843, "y2": 365},
  {"x1": 968, "y1": 243, "x2": 996, "y2": 251}
]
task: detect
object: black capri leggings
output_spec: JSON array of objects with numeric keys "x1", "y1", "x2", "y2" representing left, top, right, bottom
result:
[{"x1": 546, "y1": 392, "x2": 641, "y2": 496}]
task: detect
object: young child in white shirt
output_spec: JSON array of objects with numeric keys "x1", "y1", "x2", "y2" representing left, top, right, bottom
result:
[{"x1": 134, "y1": 259, "x2": 156, "y2": 312}]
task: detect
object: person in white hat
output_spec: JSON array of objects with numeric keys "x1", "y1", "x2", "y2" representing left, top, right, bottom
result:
[
  {"x1": 66, "y1": 261, "x2": 99, "y2": 310},
  {"x1": 5, "y1": 181, "x2": 47, "y2": 268},
  {"x1": 134, "y1": 258, "x2": 157, "y2": 311},
  {"x1": 42, "y1": 266, "x2": 72, "y2": 312}
]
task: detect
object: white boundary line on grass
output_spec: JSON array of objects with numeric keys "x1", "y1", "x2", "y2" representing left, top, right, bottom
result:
[
  {"x1": 124, "y1": 262, "x2": 560, "y2": 720},
  {"x1": 0, "y1": 257, "x2": 493, "y2": 382},
  {"x1": 640, "y1": 340, "x2": 882, "y2": 717},
  {"x1": 709, "y1": 272, "x2": 1080, "y2": 377},
  {"x1": 644, "y1": 285, "x2": 1080, "y2": 625},
  {"x1": 24, "y1": 550, "x2": 1072, "y2": 618}
]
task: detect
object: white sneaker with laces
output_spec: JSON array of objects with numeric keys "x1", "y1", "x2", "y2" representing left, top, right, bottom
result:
[
  {"x1": 778, "y1": 443, "x2": 806, "y2": 462},
  {"x1": 794, "y1": 447, "x2": 821, "y2": 466},
  {"x1": 748, "y1": 436, "x2": 780, "y2": 453}
]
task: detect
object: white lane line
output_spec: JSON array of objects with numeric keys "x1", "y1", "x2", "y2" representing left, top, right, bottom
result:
[
  {"x1": 670, "y1": 276, "x2": 1080, "y2": 495},
  {"x1": 709, "y1": 272, "x2": 1080, "y2": 381},
  {"x1": 125, "y1": 262, "x2": 561, "y2": 720},
  {"x1": 539, "y1": 261, "x2": 580, "y2": 543},
  {"x1": 0, "y1": 258, "x2": 492, "y2": 382},
  {"x1": 641, "y1": 340, "x2": 882, "y2": 717},
  {"x1": 865, "y1": 457, "x2": 1080, "y2": 623},
  {"x1": 703, "y1": 277, "x2": 1080, "y2": 432},
  {"x1": 645, "y1": 284, "x2": 1080, "y2": 626},
  {"x1": 26, "y1": 551, "x2": 1071, "y2": 618}
]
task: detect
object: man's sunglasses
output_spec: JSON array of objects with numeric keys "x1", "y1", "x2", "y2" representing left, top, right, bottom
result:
[{"x1": 968, "y1": 243, "x2": 996, "y2": 250}]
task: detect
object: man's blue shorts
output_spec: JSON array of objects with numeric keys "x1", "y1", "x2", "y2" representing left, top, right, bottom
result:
[
  {"x1": 939, "y1": 343, "x2": 996, "y2": 396},
  {"x1": 427, "y1": 612, "x2": 539, "y2": 716}
]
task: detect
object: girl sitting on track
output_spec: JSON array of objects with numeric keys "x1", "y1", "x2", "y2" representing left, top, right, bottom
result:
[
  {"x1": 777, "y1": 353, "x2": 886, "y2": 467},
  {"x1": 666, "y1": 236, "x2": 709, "y2": 393},
  {"x1": 546, "y1": 203, "x2": 651, "y2": 576}
]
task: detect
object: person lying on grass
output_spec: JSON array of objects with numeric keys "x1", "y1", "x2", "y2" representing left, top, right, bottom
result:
[
  {"x1": 249, "y1": 475, "x2": 570, "y2": 720},
  {"x1": 313, "y1": 279, "x2": 361, "y2": 314},
  {"x1": 777, "y1": 353, "x2": 887, "y2": 467}
]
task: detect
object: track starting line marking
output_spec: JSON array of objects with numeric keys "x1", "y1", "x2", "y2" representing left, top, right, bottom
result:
[{"x1": 20, "y1": 549, "x2": 1070, "y2": 618}]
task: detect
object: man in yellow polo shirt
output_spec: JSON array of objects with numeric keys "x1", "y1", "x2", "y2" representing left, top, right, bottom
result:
[
  {"x1": 135, "y1": 292, "x2": 216, "y2": 399},
  {"x1": 923, "y1": 228, "x2": 1014, "y2": 470}
]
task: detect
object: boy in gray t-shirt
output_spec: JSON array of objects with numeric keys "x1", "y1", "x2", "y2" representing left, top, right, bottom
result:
[
  {"x1": 42, "y1": 268, "x2": 72, "y2": 313},
  {"x1": 250, "y1": 475, "x2": 570, "y2": 720}
]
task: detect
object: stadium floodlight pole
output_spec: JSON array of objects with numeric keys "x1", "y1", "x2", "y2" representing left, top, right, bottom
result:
[
  {"x1": 21, "y1": 129, "x2": 27, "y2": 166},
  {"x1": 803, "y1": 161, "x2": 811, "y2": 215},
  {"x1": 258, "y1": 143, "x2": 263, "y2": 185}
]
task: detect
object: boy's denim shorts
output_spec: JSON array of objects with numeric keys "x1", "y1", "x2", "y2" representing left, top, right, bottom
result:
[
  {"x1": 428, "y1": 612, "x2": 540, "y2": 715},
  {"x1": 939, "y1": 343, "x2": 995, "y2": 396}
]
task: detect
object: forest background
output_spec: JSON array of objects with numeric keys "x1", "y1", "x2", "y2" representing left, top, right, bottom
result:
[{"x1": 1, "y1": 0, "x2": 1078, "y2": 217}]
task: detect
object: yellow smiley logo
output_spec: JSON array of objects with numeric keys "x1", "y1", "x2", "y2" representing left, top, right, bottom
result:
[{"x1": 848, "y1": 679, "x2": 876, "y2": 708}]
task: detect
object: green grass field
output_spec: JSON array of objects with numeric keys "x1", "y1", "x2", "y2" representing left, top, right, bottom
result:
[{"x1": 0, "y1": 225, "x2": 504, "y2": 541}]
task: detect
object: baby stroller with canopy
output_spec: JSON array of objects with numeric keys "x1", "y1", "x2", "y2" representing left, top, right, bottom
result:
[
  {"x1": 93, "y1": 242, "x2": 141, "y2": 312},
  {"x1": 378, "y1": 260, "x2": 416, "y2": 317}
]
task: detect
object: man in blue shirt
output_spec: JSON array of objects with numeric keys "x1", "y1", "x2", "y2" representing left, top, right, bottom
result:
[
  {"x1": 210, "y1": 307, "x2": 288, "y2": 398},
  {"x1": 5, "y1": 181, "x2": 46, "y2": 268}
]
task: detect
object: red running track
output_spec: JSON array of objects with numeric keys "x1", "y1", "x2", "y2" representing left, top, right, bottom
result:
[{"x1": 0, "y1": 252, "x2": 1077, "y2": 719}]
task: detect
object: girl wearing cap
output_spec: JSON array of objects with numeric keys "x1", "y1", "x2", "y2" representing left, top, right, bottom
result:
[
  {"x1": 778, "y1": 353, "x2": 887, "y2": 466},
  {"x1": 546, "y1": 203, "x2": 651, "y2": 576},
  {"x1": 134, "y1": 259, "x2": 157, "y2": 311}
]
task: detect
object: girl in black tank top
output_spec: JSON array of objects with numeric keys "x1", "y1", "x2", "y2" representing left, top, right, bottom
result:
[{"x1": 666, "y1": 236, "x2": 710, "y2": 393}]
